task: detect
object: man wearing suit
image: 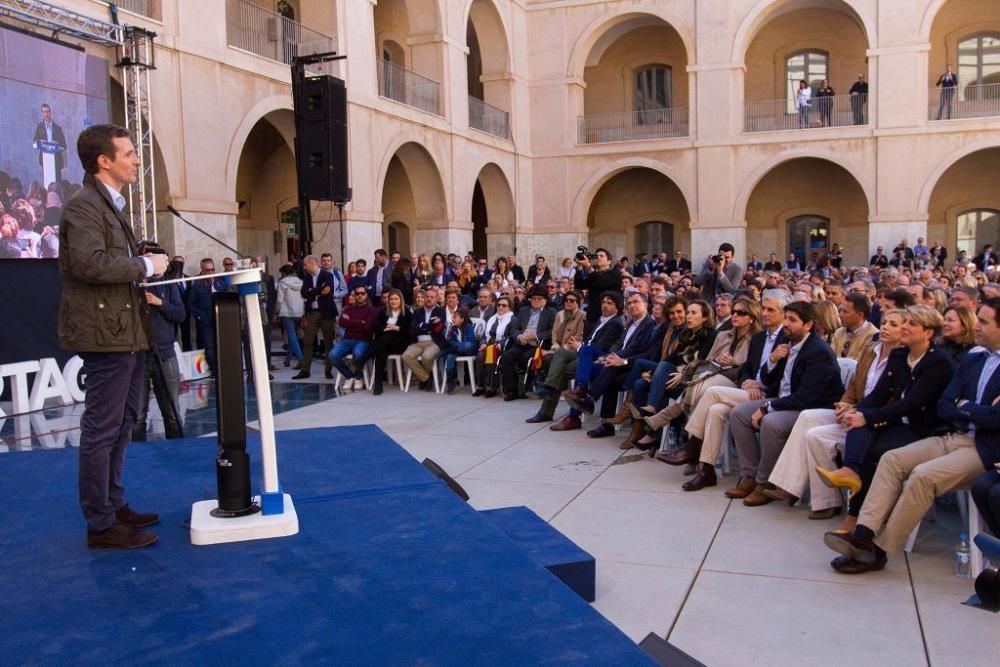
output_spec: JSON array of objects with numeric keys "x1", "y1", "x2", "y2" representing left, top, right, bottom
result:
[
  {"x1": 187, "y1": 258, "x2": 229, "y2": 375},
  {"x1": 728, "y1": 301, "x2": 844, "y2": 506},
  {"x1": 830, "y1": 293, "x2": 878, "y2": 360},
  {"x1": 33, "y1": 103, "x2": 67, "y2": 187},
  {"x1": 748, "y1": 254, "x2": 763, "y2": 271},
  {"x1": 632, "y1": 253, "x2": 654, "y2": 276},
  {"x1": 665, "y1": 250, "x2": 692, "y2": 275},
  {"x1": 500, "y1": 286, "x2": 556, "y2": 400},
  {"x1": 402, "y1": 293, "x2": 447, "y2": 391},
  {"x1": 367, "y1": 248, "x2": 393, "y2": 303},
  {"x1": 825, "y1": 298, "x2": 1000, "y2": 574},
  {"x1": 293, "y1": 254, "x2": 339, "y2": 380},
  {"x1": 562, "y1": 293, "x2": 656, "y2": 438},
  {"x1": 695, "y1": 243, "x2": 743, "y2": 304},
  {"x1": 662, "y1": 290, "x2": 790, "y2": 474},
  {"x1": 785, "y1": 254, "x2": 802, "y2": 272},
  {"x1": 763, "y1": 253, "x2": 782, "y2": 272},
  {"x1": 536, "y1": 292, "x2": 625, "y2": 426},
  {"x1": 973, "y1": 244, "x2": 999, "y2": 273},
  {"x1": 869, "y1": 247, "x2": 889, "y2": 269},
  {"x1": 714, "y1": 294, "x2": 734, "y2": 333}
]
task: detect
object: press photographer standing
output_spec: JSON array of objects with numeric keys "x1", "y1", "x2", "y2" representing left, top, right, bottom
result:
[
  {"x1": 573, "y1": 248, "x2": 621, "y2": 327},
  {"x1": 695, "y1": 242, "x2": 744, "y2": 304},
  {"x1": 59, "y1": 124, "x2": 168, "y2": 549}
]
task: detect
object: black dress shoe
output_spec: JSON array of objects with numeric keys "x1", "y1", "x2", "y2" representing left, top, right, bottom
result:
[
  {"x1": 473, "y1": 388, "x2": 485, "y2": 396},
  {"x1": 291, "y1": 371, "x2": 311, "y2": 380},
  {"x1": 324, "y1": 368, "x2": 334, "y2": 380},
  {"x1": 823, "y1": 531, "x2": 878, "y2": 562},
  {"x1": 525, "y1": 413, "x2": 553, "y2": 424},
  {"x1": 115, "y1": 505, "x2": 159, "y2": 528},
  {"x1": 372, "y1": 383, "x2": 384, "y2": 396},
  {"x1": 830, "y1": 553, "x2": 887, "y2": 574},
  {"x1": 483, "y1": 390, "x2": 497, "y2": 398},
  {"x1": 564, "y1": 392, "x2": 595, "y2": 414},
  {"x1": 503, "y1": 392, "x2": 519, "y2": 401},
  {"x1": 587, "y1": 423, "x2": 615, "y2": 438}
]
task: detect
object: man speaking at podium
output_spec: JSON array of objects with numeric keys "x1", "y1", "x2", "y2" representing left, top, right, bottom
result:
[
  {"x1": 32, "y1": 103, "x2": 67, "y2": 189},
  {"x1": 59, "y1": 124, "x2": 168, "y2": 549}
]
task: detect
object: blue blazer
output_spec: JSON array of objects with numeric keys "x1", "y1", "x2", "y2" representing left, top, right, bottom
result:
[
  {"x1": 187, "y1": 277, "x2": 229, "y2": 324},
  {"x1": 857, "y1": 346, "x2": 953, "y2": 438},
  {"x1": 761, "y1": 332, "x2": 844, "y2": 412},
  {"x1": 410, "y1": 305, "x2": 448, "y2": 347},
  {"x1": 938, "y1": 350, "x2": 1000, "y2": 470},
  {"x1": 738, "y1": 328, "x2": 788, "y2": 388},
  {"x1": 611, "y1": 315, "x2": 656, "y2": 361},
  {"x1": 582, "y1": 316, "x2": 625, "y2": 353},
  {"x1": 301, "y1": 269, "x2": 339, "y2": 319}
]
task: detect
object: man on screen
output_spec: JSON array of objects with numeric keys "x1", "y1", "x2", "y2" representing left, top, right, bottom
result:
[{"x1": 32, "y1": 103, "x2": 67, "y2": 189}]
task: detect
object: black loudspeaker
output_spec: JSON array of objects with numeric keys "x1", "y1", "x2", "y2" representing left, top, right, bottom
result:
[
  {"x1": 638, "y1": 633, "x2": 706, "y2": 667},
  {"x1": 294, "y1": 74, "x2": 351, "y2": 203}
]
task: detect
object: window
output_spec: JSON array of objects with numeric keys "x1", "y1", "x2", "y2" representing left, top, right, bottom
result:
[
  {"x1": 787, "y1": 215, "x2": 830, "y2": 265},
  {"x1": 635, "y1": 221, "x2": 674, "y2": 256},
  {"x1": 634, "y1": 65, "x2": 672, "y2": 124},
  {"x1": 958, "y1": 33, "x2": 1000, "y2": 100},
  {"x1": 956, "y1": 209, "x2": 1000, "y2": 257},
  {"x1": 785, "y1": 50, "x2": 828, "y2": 113}
]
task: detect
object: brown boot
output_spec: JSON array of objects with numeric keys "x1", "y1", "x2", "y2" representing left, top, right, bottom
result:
[
  {"x1": 606, "y1": 393, "x2": 633, "y2": 426},
  {"x1": 724, "y1": 477, "x2": 757, "y2": 499},
  {"x1": 682, "y1": 463, "x2": 717, "y2": 492},
  {"x1": 743, "y1": 483, "x2": 776, "y2": 507},
  {"x1": 619, "y1": 419, "x2": 645, "y2": 449},
  {"x1": 644, "y1": 401, "x2": 684, "y2": 430},
  {"x1": 655, "y1": 436, "x2": 702, "y2": 466},
  {"x1": 87, "y1": 522, "x2": 158, "y2": 549}
]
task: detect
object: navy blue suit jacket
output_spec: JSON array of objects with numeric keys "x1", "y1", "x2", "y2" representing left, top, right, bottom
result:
[
  {"x1": 610, "y1": 315, "x2": 656, "y2": 361},
  {"x1": 761, "y1": 332, "x2": 843, "y2": 411},
  {"x1": 582, "y1": 316, "x2": 624, "y2": 353},
  {"x1": 301, "y1": 269, "x2": 339, "y2": 319},
  {"x1": 938, "y1": 350, "x2": 1000, "y2": 470},
  {"x1": 410, "y1": 305, "x2": 448, "y2": 347},
  {"x1": 857, "y1": 346, "x2": 953, "y2": 438},
  {"x1": 737, "y1": 327, "x2": 787, "y2": 388},
  {"x1": 187, "y1": 277, "x2": 228, "y2": 324}
]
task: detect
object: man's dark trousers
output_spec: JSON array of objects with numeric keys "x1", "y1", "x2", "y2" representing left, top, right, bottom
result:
[{"x1": 79, "y1": 351, "x2": 145, "y2": 533}]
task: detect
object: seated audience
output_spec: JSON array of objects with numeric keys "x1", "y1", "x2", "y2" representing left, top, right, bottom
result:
[
  {"x1": 500, "y1": 286, "x2": 556, "y2": 400},
  {"x1": 475, "y1": 295, "x2": 516, "y2": 397},
  {"x1": 330, "y1": 286, "x2": 379, "y2": 390},
  {"x1": 938, "y1": 305, "x2": 977, "y2": 365},
  {"x1": 402, "y1": 288, "x2": 447, "y2": 391},
  {"x1": 439, "y1": 308, "x2": 478, "y2": 393},
  {"x1": 369, "y1": 289, "x2": 412, "y2": 396}
]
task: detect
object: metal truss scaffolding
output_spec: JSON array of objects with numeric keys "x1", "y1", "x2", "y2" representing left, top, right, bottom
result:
[{"x1": 0, "y1": 0, "x2": 160, "y2": 240}]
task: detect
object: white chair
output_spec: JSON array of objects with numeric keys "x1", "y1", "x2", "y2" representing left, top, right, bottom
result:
[
  {"x1": 837, "y1": 357, "x2": 857, "y2": 388},
  {"x1": 332, "y1": 355, "x2": 373, "y2": 392},
  {"x1": 454, "y1": 356, "x2": 478, "y2": 394},
  {"x1": 385, "y1": 354, "x2": 406, "y2": 390},
  {"x1": 903, "y1": 490, "x2": 985, "y2": 575},
  {"x1": 402, "y1": 359, "x2": 441, "y2": 393}
]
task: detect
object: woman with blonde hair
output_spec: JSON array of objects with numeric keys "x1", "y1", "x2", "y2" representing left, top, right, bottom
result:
[{"x1": 812, "y1": 300, "x2": 841, "y2": 344}]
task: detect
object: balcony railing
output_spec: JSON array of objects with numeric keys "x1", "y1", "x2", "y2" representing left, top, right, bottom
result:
[
  {"x1": 577, "y1": 108, "x2": 689, "y2": 144},
  {"x1": 744, "y1": 94, "x2": 868, "y2": 132},
  {"x1": 928, "y1": 83, "x2": 1000, "y2": 121},
  {"x1": 113, "y1": 0, "x2": 158, "y2": 19},
  {"x1": 226, "y1": 0, "x2": 335, "y2": 66},
  {"x1": 377, "y1": 59, "x2": 441, "y2": 115},
  {"x1": 469, "y1": 97, "x2": 511, "y2": 140}
]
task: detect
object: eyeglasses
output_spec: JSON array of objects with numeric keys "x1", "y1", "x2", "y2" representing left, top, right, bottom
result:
[
  {"x1": 496, "y1": 303, "x2": 510, "y2": 308},
  {"x1": 564, "y1": 298, "x2": 577, "y2": 303},
  {"x1": 732, "y1": 309, "x2": 750, "y2": 317},
  {"x1": 353, "y1": 291, "x2": 367, "y2": 296}
]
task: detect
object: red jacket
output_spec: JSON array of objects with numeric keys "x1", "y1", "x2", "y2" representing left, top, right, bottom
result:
[{"x1": 339, "y1": 303, "x2": 379, "y2": 341}]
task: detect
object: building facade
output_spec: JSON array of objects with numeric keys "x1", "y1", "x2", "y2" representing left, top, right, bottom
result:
[{"x1": 43, "y1": 0, "x2": 1000, "y2": 270}]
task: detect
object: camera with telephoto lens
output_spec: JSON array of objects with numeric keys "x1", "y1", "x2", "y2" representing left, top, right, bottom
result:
[
  {"x1": 575, "y1": 245, "x2": 598, "y2": 262},
  {"x1": 712, "y1": 254, "x2": 724, "y2": 263}
]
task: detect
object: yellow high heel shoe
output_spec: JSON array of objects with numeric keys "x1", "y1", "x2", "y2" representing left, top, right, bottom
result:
[{"x1": 815, "y1": 466, "x2": 862, "y2": 495}]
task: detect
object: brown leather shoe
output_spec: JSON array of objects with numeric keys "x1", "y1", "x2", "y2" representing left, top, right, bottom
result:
[
  {"x1": 743, "y1": 483, "x2": 776, "y2": 507},
  {"x1": 606, "y1": 396, "x2": 632, "y2": 425},
  {"x1": 115, "y1": 504, "x2": 159, "y2": 528},
  {"x1": 682, "y1": 463, "x2": 717, "y2": 492},
  {"x1": 87, "y1": 522, "x2": 158, "y2": 549},
  {"x1": 619, "y1": 419, "x2": 645, "y2": 449},
  {"x1": 656, "y1": 439, "x2": 701, "y2": 466},
  {"x1": 549, "y1": 415, "x2": 582, "y2": 432},
  {"x1": 809, "y1": 506, "x2": 843, "y2": 520},
  {"x1": 724, "y1": 477, "x2": 756, "y2": 499},
  {"x1": 762, "y1": 486, "x2": 798, "y2": 506}
]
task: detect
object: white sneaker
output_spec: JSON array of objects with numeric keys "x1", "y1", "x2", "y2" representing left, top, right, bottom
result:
[{"x1": 352, "y1": 378, "x2": 364, "y2": 391}]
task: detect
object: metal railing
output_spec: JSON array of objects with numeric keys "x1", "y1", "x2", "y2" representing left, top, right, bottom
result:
[
  {"x1": 113, "y1": 0, "x2": 157, "y2": 19},
  {"x1": 225, "y1": 0, "x2": 335, "y2": 66},
  {"x1": 377, "y1": 58, "x2": 441, "y2": 115},
  {"x1": 928, "y1": 83, "x2": 1000, "y2": 121},
  {"x1": 468, "y1": 96, "x2": 510, "y2": 139},
  {"x1": 577, "y1": 107, "x2": 689, "y2": 144},
  {"x1": 744, "y1": 94, "x2": 868, "y2": 132}
]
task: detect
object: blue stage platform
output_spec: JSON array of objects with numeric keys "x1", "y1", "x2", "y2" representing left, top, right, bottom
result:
[{"x1": 0, "y1": 426, "x2": 653, "y2": 664}]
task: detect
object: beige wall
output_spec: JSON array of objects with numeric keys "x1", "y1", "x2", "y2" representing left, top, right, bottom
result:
[
  {"x1": 35, "y1": 0, "x2": 1000, "y2": 271},
  {"x1": 927, "y1": 148, "x2": 1000, "y2": 253}
]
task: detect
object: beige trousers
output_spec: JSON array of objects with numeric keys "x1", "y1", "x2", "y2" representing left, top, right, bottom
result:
[
  {"x1": 685, "y1": 386, "x2": 750, "y2": 466},
  {"x1": 859, "y1": 433, "x2": 984, "y2": 552},
  {"x1": 803, "y1": 423, "x2": 852, "y2": 510},
  {"x1": 402, "y1": 341, "x2": 440, "y2": 382},
  {"x1": 769, "y1": 408, "x2": 837, "y2": 499}
]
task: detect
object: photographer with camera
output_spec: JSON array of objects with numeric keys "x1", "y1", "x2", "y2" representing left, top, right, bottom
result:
[
  {"x1": 58, "y1": 124, "x2": 168, "y2": 549},
  {"x1": 574, "y1": 247, "x2": 622, "y2": 326},
  {"x1": 695, "y1": 242, "x2": 744, "y2": 304}
]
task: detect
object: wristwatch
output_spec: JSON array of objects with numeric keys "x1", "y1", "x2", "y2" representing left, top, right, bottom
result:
[{"x1": 761, "y1": 401, "x2": 772, "y2": 414}]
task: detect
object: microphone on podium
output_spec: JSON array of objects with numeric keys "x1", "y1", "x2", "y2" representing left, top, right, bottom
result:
[{"x1": 165, "y1": 205, "x2": 250, "y2": 260}]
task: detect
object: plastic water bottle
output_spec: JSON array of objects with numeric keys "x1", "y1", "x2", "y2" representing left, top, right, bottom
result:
[{"x1": 955, "y1": 533, "x2": 971, "y2": 579}]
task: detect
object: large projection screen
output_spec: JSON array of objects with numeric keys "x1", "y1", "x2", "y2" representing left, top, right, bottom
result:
[{"x1": 0, "y1": 25, "x2": 110, "y2": 259}]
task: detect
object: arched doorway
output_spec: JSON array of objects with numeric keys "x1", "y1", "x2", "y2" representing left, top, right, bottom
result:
[
  {"x1": 744, "y1": 157, "x2": 869, "y2": 266},
  {"x1": 387, "y1": 220, "x2": 411, "y2": 256},
  {"x1": 379, "y1": 142, "x2": 450, "y2": 253},
  {"x1": 472, "y1": 181, "x2": 487, "y2": 258},
  {"x1": 233, "y1": 111, "x2": 297, "y2": 267},
  {"x1": 471, "y1": 163, "x2": 514, "y2": 260},
  {"x1": 586, "y1": 167, "x2": 690, "y2": 259},
  {"x1": 926, "y1": 147, "x2": 1000, "y2": 258}
]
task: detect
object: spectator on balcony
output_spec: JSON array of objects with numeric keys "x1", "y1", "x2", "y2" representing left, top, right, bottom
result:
[
  {"x1": 795, "y1": 80, "x2": 812, "y2": 129},
  {"x1": 830, "y1": 243, "x2": 844, "y2": 269},
  {"x1": 973, "y1": 244, "x2": 999, "y2": 273},
  {"x1": 816, "y1": 79, "x2": 835, "y2": 127},
  {"x1": 748, "y1": 254, "x2": 763, "y2": 271},
  {"x1": 849, "y1": 74, "x2": 868, "y2": 125},
  {"x1": 935, "y1": 65, "x2": 958, "y2": 120}
]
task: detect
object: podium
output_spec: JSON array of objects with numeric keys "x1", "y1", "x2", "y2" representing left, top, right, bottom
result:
[
  {"x1": 157, "y1": 265, "x2": 299, "y2": 545},
  {"x1": 34, "y1": 140, "x2": 64, "y2": 188}
]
